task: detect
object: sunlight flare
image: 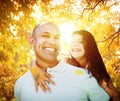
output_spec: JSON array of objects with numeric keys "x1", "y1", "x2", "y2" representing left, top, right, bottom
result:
[
  {"x1": 31, "y1": 4, "x2": 43, "y2": 21},
  {"x1": 58, "y1": 22, "x2": 76, "y2": 55}
]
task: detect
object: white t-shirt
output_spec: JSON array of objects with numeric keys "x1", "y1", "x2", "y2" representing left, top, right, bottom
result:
[{"x1": 14, "y1": 60, "x2": 110, "y2": 101}]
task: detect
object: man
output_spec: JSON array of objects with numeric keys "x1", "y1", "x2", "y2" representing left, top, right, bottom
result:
[{"x1": 14, "y1": 22, "x2": 110, "y2": 101}]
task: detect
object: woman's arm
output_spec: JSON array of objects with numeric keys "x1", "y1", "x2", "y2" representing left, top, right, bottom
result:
[
  {"x1": 101, "y1": 80, "x2": 120, "y2": 101},
  {"x1": 30, "y1": 59, "x2": 55, "y2": 92}
]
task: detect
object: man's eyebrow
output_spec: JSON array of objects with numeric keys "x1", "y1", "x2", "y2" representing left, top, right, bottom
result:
[
  {"x1": 39, "y1": 32, "x2": 50, "y2": 36},
  {"x1": 55, "y1": 34, "x2": 60, "y2": 38},
  {"x1": 42, "y1": 32, "x2": 50, "y2": 34}
]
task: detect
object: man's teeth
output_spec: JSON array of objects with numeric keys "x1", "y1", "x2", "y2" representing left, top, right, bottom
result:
[{"x1": 45, "y1": 48, "x2": 55, "y2": 51}]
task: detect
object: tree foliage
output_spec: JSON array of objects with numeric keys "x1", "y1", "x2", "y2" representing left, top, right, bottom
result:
[{"x1": 0, "y1": 0, "x2": 120, "y2": 100}]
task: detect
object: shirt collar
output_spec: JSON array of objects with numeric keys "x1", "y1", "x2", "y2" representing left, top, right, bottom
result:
[{"x1": 47, "y1": 59, "x2": 67, "y2": 73}]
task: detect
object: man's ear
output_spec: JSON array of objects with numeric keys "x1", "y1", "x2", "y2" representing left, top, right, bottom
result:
[{"x1": 28, "y1": 36, "x2": 35, "y2": 46}]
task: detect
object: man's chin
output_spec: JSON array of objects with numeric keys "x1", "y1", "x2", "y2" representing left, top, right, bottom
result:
[{"x1": 44, "y1": 57, "x2": 58, "y2": 62}]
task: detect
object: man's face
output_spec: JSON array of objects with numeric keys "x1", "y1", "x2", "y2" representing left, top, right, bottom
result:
[{"x1": 33, "y1": 31, "x2": 61, "y2": 63}]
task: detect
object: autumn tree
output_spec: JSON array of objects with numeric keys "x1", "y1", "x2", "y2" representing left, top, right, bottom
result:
[{"x1": 0, "y1": 0, "x2": 120, "y2": 100}]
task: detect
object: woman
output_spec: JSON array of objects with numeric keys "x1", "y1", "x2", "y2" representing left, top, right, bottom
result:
[
  {"x1": 66, "y1": 30, "x2": 120, "y2": 101},
  {"x1": 31, "y1": 30, "x2": 120, "y2": 101}
]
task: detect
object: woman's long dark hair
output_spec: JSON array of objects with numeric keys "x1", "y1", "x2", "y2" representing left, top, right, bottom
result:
[{"x1": 68, "y1": 30, "x2": 110, "y2": 85}]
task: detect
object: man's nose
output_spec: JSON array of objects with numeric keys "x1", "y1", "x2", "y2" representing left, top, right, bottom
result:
[
  {"x1": 48, "y1": 38, "x2": 56, "y2": 44},
  {"x1": 50, "y1": 36, "x2": 57, "y2": 40}
]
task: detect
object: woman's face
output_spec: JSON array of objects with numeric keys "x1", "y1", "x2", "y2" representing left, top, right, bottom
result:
[{"x1": 70, "y1": 34, "x2": 85, "y2": 60}]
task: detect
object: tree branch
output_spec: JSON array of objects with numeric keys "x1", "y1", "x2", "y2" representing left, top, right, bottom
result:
[{"x1": 81, "y1": 0, "x2": 105, "y2": 16}]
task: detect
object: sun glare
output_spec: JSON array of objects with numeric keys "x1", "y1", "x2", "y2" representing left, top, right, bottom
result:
[
  {"x1": 31, "y1": 4, "x2": 42, "y2": 21},
  {"x1": 58, "y1": 22, "x2": 76, "y2": 55},
  {"x1": 13, "y1": 15, "x2": 20, "y2": 20}
]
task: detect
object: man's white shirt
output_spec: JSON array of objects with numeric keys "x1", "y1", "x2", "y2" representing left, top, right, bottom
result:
[{"x1": 14, "y1": 60, "x2": 110, "y2": 101}]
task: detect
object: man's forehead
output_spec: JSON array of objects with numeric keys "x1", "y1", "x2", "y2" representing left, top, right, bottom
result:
[
  {"x1": 36, "y1": 22, "x2": 60, "y2": 35},
  {"x1": 40, "y1": 32, "x2": 60, "y2": 37}
]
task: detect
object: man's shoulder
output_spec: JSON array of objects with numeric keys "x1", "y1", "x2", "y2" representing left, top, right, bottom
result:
[
  {"x1": 62, "y1": 58, "x2": 88, "y2": 71},
  {"x1": 59, "y1": 59, "x2": 92, "y2": 77},
  {"x1": 15, "y1": 70, "x2": 32, "y2": 85},
  {"x1": 65, "y1": 64, "x2": 91, "y2": 77},
  {"x1": 14, "y1": 70, "x2": 34, "y2": 99},
  {"x1": 66, "y1": 63, "x2": 88, "y2": 72}
]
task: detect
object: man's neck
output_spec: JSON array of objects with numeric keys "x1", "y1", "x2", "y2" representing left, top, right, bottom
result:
[{"x1": 35, "y1": 59, "x2": 59, "y2": 71}]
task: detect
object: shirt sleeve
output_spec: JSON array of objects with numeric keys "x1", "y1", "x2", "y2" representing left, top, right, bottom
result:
[
  {"x1": 14, "y1": 78, "x2": 22, "y2": 101},
  {"x1": 84, "y1": 76, "x2": 110, "y2": 101}
]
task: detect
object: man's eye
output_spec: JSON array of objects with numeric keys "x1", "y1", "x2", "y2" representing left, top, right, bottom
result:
[
  {"x1": 41, "y1": 35, "x2": 50, "y2": 38},
  {"x1": 55, "y1": 35, "x2": 60, "y2": 39},
  {"x1": 55, "y1": 36, "x2": 60, "y2": 39}
]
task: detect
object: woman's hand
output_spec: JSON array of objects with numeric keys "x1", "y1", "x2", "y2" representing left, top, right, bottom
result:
[{"x1": 31, "y1": 66, "x2": 55, "y2": 92}]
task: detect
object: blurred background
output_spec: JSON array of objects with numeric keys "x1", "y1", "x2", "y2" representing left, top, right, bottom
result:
[{"x1": 0, "y1": 0, "x2": 120, "y2": 101}]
